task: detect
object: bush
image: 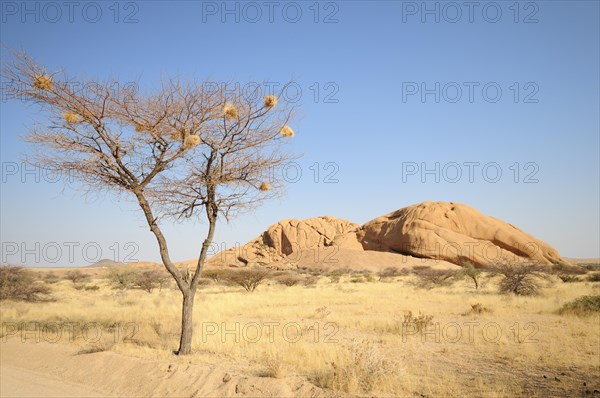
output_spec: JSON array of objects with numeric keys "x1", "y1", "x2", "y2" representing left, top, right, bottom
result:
[
  {"x1": 557, "y1": 295, "x2": 600, "y2": 317},
  {"x1": 587, "y1": 273, "x2": 600, "y2": 282},
  {"x1": 558, "y1": 275, "x2": 581, "y2": 283},
  {"x1": 467, "y1": 303, "x2": 492, "y2": 314},
  {"x1": 551, "y1": 263, "x2": 587, "y2": 283},
  {"x1": 135, "y1": 269, "x2": 169, "y2": 293},
  {"x1": 490, "y1": 262, "x2": 551, "y2": 296},
  {"x1": 402, "y1": 311, "x2": 434, "y2": 334},
  {"x1": 377, "y1": 267, "x2": 407, "y2": 280},
  {"x1": 223, "y1": 268, "x2": 270, "y2": 292},
  {"x1": 303, "y1": 275, "x2": 319, "y2": 287},
  {"x1": 105, "y1": 268, "x2": 138, "y2": 290},
  {"x1": 202, "y1": 268, "x2": 226, "y2": 283},
  {"x1": 64, "y1": 270, "x2": 90, "y2": 284},
  {"x1": 274, "y1": 273, "x2": 303, "y2": 287},
  {"x1": 0, "y1": 266, "x2": 51, "y2": 302},
  {"x1": 413, "y1": 268, "x2": 457, "y2": 288},
  {"x1": 42, "y1": 272, "x2": 60, "y2": 284}
]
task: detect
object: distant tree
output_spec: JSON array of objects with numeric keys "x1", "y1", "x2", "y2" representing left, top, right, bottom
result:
[
  {"x1": 3, "y1": 50, "x2": 297, "y2": 355},
  {"x1": 413, "y1": 268, "x2": 458, "y2": 289},
  {"x1": 0, "y1": 265, "x2": 51, "y2": 301},
  {"x1": 224, "y1": 268, "x2": 270, "y2": 292},
  {"x1": 135, "y1": 269, "x2": 170, "y2": 293},
  {"x1": 459, "y1": 263, "x2": 483, "y2": 289},
  {"x1": 64, "y1": 270, "x2": 90, "y2": 284},
  {"x1": 106, "y1": 268, "x2": 138, "y2": 290},
  {"x1": 202, "y1": 268, "x2": 226, "y2": 283}
]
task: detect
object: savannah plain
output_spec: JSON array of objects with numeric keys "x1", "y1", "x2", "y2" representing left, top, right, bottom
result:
[{"x1": 1, "y1": 256, "x2": 599, "y2": 397}]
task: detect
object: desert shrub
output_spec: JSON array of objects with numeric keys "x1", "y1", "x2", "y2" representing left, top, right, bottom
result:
[
  {"x1": 274, "y1": 273, "x2": 303, "y2": 287},
  {"x1": 261, "y1": 351, "x2": 288, "y2": 379},
  {"x1": 558, "y1": 275, "x2": 581, "y2": 283},
  {"x1": 557, "y1": 295, "x2": 600, "y2": 317},
  {"x1": 312, "y1": 340, "x2": 399, "y2": 394},
  {"x1": 551, "y1": 263, "x2": 587, "y2": 283},
  {"x1": 587, "y1": 273, "x2": 600, "y2": 282},
  {"x1": 223, "y1": 268, "x2": 270, "y2": 292},
  {"x1": 413, "y1": 268, "x2": 458, "y2": 288},
  {"x1": 467, "y1": 303, "x2": 492, "y2": 314},
  {"x1": 459, "y1": 263, "x2": 483, "y2": 289},
  {"x1": 303, "y1": 275, "x2": 319, "y2": 287},
  {"x1": 402, "y1": 310, "x2": 434, "y2": 333},
  {"x1": 378, "y1": 266, "x2": 407, "y2": 280},
  {"x1": 42, "y1": 272, "x2": 60, "y2": 284},
  {"x1": 64, "y1": 270, "x2": 90, "y2": 284},
  {"x1": 326, "y1": 267, "x2": 351, "y2": 283},
  {"x1": 202, "y1": 268, "x2": 226, "y2": 283},
  {"x1": 135, "y1": 269, "x2": 169, "y2": 293},
  {"x1": 105, "y1": 268, "x2": 138, "y2": 290},
  {"x1": 490, "y1": 262, "x2": 552, "y2": 296},
  {"x1": 0, "y1": 265, "x2": 51, "y2": 302}
]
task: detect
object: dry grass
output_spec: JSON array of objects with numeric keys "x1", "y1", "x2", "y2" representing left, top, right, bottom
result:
[{"x1": 1, "y1": 270, "x2": 599, "y2": 396}]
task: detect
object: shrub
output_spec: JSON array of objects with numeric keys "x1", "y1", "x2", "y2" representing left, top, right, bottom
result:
[
  {"x1": 274, "y1": 273, "x2": 303, "y2": 287},
  {"x1": 303, "y1": 275, "x2": 319, "y2": 287},
  {"x1": 105, "y1": 268, "x2": 138, "y2": 290},
  {"x1": 467, "y1": 303, "x2": 492, "y2": 314},
  {"x1": 551, "y1": 263, "x2": 587, "y2": 283},
  {"x1": 490, "y1": 262, "x2": 552, "y2": 296},
  {"x1": 42, "y1": 272, "x2": 60, "y2": 284},
  {"x1": 378, "y1": 267, "x2": 407, "y2": 280},
  {"x1": 135, "y1": 269, "x2": 170, "y2": 293},
  {"x1": 587, "y1": 273, "x2": 600, "y2": 282},
  {"x1": 312, "y1": 340, "x2": 399, "y2": 394},
  {"x1": 223, "y1": 268, "x2": 270, "y2": 292},
  {"x1": 202, "y1": 268, "x2": 226, "y2": 283},
  {"x1": 558, "y1": 275, "x2": 581, "y2": 283},
  {"x1": 402, "y1": 311, "x2": 434, "y2": 333},
  {"x1": 0, "y1": 265, "x2": 51, "y2": 302},
  {"x1": 557, "y1": 295, "x2": 600, "y2": 317},
  {"x1": 64, "y1": 270, "x2": 90, "y2": 284},
  {"x1": 413, "y1": 268, "x2": 457, "y2": 288}
]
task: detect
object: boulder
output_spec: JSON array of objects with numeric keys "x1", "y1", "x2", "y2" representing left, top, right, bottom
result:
[{"x1": 358, "y1": 201, "x2": 565, "y2": 267}]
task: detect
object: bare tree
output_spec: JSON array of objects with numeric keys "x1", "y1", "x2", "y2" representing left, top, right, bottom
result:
[{"x1": 3, "y1": 51, "x2": 297, "y2": 355}]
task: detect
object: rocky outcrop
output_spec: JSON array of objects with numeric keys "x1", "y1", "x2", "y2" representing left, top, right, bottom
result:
[
  {"x1": 358, "y1": 201, "x2": 565, "y2": 267},
  {"x1": 208, "y1": 202, "x2": 567, "y2": 269}
]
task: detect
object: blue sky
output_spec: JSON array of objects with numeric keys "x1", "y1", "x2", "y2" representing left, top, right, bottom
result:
[{"x1": 1, "y1": 1, "x2": 598, "y2": 266}]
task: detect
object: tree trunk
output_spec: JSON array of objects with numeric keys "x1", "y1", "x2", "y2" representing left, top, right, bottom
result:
[{"x1": 177, "y1": 290, "x2": 195, "y2": 355}]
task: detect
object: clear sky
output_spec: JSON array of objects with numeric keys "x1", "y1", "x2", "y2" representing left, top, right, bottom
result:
[{"x1": 1, "y1": 1, "x2": 598, "y2": 266}]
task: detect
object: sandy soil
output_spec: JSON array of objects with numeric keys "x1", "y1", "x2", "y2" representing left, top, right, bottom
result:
[{"x1": 0, "y1": 339, "x2": 332, "y2": 398}]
